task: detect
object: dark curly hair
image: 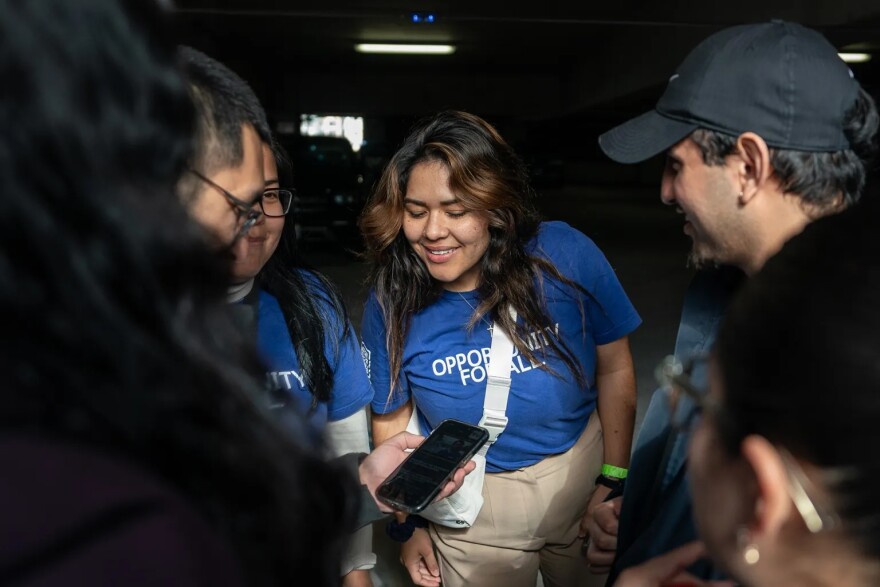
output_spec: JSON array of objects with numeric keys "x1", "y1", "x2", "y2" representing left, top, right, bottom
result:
[{"x1": 0, "y1": 1, "x2": 354, "y2": 585}]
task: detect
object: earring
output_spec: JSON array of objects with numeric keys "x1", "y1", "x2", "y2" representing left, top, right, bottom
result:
[{"x1": 737, "y1": 526, "x2": 760, "y2": 565}]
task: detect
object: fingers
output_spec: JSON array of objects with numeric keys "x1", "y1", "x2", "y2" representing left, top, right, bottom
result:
[
  {"x1": 434, "y1": 459, "x2": 474, "y2": 502},
  {"x1": 400, "y1": 528, "x2": 441, "y2": 586},
  {"x1": 590, "y1": 529, "x2": 618, "y2": 552},
  {"x1": 652, "y1": 542, "x2": 707, "y2": 579},
  {"x1": 385, "y1": 431, "x2": 426, "y2": 451},
  {"x1": 404, "y1": 562, "x2": 441, "y2": 586},
  {"x1": 588, "y1": 499, "x2": 620, "y2": 551},
  {"x1": 404, "y1": 560, "x2": 442, "y2": 587},
  {"x1": 578, "y1": 506, "x2": 592, "y2": 538},
  {"x1": 423, "y1": 546, "x2": 440, "y2": 577},
  {"x1": 435, "y1": 478, "x2": 458, "y2": 502},
  {"x1": 596, "y1": 498, "x2": 622, "y2": 533},
  {"x1": 586, "y1": 540, "x2": 615, "y2": 574},
  {"x1": 583, "y1": 498, "x2": 621, "y2": 572},
  {"x1": 615, "y1": 541, "x2": 707, "y2": 586}
]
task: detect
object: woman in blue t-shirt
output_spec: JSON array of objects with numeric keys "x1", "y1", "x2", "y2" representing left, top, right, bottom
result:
[
  {"x1": 360, "y1": 111, "x2": 641, "y2": 587},
  {"x1": 228, "y1": 140, "x2": 377, "y2": 582}
]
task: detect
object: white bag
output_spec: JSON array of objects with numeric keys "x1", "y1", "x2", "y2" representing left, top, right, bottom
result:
[
  {"x1": 405, "y1": 307, "x2": 516, "y2": 529},
  {"x1": 405, "y1": 408, "x2": 486, "y2": 528}
]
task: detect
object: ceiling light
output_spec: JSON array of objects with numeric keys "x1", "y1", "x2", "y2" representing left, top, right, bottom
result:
[
  {"x1": 355, "y1": 43, "x2": 455, "y2": 55},
  {"x1": 838, "y1": 52, "x2": 872, "y2": 64}
]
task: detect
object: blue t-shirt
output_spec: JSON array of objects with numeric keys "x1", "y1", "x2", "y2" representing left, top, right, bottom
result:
[
  {"x1": 362, "y1": 221, "x2": 641, "y2": 472},
  {"x1": 257, "y1": 271, "x2": 374, "y2": 428}
]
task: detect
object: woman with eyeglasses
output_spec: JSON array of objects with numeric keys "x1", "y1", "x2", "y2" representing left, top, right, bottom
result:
[
  {"x1": 257, "y1": 145, "x2": 378, "y2": 586},
  {"x1": 234, "y1": 132, "x2": 376, "y2": 454},
  {"x1": 615, "y1": 201, "x2": 880, "y2": 587}
]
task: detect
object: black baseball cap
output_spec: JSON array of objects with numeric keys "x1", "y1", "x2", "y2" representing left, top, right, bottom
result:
[{"x1": 599, "y1": 20, "x2": 861, "y2": 164}]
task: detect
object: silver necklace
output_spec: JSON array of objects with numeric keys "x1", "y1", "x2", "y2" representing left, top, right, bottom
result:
[{"x1": 458, "y1": 292, "x2": 494, "y2": 334}]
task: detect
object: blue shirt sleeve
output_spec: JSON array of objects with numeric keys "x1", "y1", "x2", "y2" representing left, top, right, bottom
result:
[
  {"x1": 325, "y1": 320, "x2": 375, "y2": 421},
  {"x1": 300, "y1": 271, "x2": 375, "y2": 422},
  {"x1": 536, "y1": 221, "x2": 641, "y2": 345},
  {"x1": 362, "y1": 291, "x2": 410, "y2": 414}
]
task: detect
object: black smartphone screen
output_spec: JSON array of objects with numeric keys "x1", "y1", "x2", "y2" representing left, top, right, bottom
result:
[{"x1": 376, "y1": 419, "x2": 489, "y2": 514}]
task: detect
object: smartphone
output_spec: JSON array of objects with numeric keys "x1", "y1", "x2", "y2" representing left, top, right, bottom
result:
[{"x1": 376, "y1": 419, "x2": 489, "y2": 514}]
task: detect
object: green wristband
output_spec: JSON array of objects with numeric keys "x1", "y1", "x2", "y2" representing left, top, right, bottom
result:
[{"x1": 601, "y1": 464, "x2": 628, "y2": 479}]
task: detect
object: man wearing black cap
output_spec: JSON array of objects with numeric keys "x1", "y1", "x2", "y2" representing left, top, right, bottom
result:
[{"x1": 584, "y1": 20, "x2": 878, "y2": 583}]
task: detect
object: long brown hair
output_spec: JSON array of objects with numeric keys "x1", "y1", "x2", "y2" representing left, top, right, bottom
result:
[{"x1": 360, "y1": 111, "x2": 593, "y2": 402}]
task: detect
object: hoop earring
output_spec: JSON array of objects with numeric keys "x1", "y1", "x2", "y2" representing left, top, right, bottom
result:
[{"x1": 737, "y1": 526, "x2": 760, "y2": 565}]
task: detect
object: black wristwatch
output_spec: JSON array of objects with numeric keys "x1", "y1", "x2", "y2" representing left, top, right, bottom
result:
[
  {"x1": 595, "y1": 473, "x2": 625, "y2": 493},
  {"x1": 385, "y1": 514, "x2": 429, "y2": 542}
]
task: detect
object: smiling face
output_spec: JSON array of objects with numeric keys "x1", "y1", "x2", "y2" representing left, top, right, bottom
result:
[
  {"x1": 402, "y1": 160, "x2": 490, "y2": 292},
  {"x1": 229, "y1": 142, "x2": 285, "y2": 283},
  {"x1": 661, "y1": 137, "x2": 745, "y2": 269}
]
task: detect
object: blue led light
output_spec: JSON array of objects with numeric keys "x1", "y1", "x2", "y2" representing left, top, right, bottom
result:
[{"x1": 410, "y1": 12, "x2": 436, "y2": 24}]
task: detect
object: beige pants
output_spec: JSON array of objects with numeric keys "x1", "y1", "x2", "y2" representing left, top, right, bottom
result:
[{"x1": 430, "y1": 412, "x2": 605, "y2": 587}]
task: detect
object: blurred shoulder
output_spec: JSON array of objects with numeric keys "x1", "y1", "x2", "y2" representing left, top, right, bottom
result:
[{"x1": 0, "y1": 434, "x2": 244, "y2": 586}]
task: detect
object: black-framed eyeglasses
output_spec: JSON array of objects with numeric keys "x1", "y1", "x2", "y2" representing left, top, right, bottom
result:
[
  {"x1": 260, "y1": 188, "x2": 295, "y2": 217},
  {"x1": 188, "y1": 169, "x2": 263, "y2": 235},
  {"x1": 655, "y1": 353, "x2": 838, "y2": 534}
]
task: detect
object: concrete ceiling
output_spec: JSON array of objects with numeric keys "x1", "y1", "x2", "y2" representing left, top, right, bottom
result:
[{"x1": 174, "y1": 1, "x2": 880, "y2": 123}]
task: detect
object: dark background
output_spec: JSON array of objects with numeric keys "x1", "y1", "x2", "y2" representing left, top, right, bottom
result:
[
  {"x1": 173, "y1": 0, "x2": 880, "y2": 412},
  {"x1": 175, "y1": 0, "x2": 880, "y2": 184},
  {"x1": 174, "y1": 4, "x2": 880, "y2": 585}
]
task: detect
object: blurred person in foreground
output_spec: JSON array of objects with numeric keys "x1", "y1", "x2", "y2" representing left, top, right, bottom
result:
[
  {"x1": 615, "y1": 195, "x2": 880, "y2": 587},
  {"x1": 587, "y1": 20, "x2": 878, "y2": 584},
  {"x1": 0, "y1": 1, "x2": 468, "y2": 585}
]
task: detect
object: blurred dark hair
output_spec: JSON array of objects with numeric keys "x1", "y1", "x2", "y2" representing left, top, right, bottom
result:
[
  {"x1": 715, "y1": 195, "x2": 880, "y2": 559},
  {"x1": 260, "y1": 145, "x2": 351, "y2": 405},
  {"x1": 360, "y1": 110, "x2": 591, "y2": 401},
  {"x1": 691, "y1": 88, "x2": 879, "y2": 211},
  {"x1": 178, "y1": 45, "x2": 272, "y2": 175},
  {"x1": 0, "y1": 1, "x2": 352, "y2": 584}
]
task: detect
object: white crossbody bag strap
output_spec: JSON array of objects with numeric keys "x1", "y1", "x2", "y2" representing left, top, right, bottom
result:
[{"x1": 477, "y1": 306, "x2": 517, "y2": 457}]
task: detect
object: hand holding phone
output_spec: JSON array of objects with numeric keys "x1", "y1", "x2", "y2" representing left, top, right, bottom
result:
[{"x1": 376, "y1": 419, "x2": 489, "y2": 514}]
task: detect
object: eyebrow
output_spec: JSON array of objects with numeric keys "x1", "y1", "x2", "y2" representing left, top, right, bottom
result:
[
  {"x1": 265, "y1": 178, "x2": 280, "y2": 187},
  {"x1": 404, "y1": 197, "x2": 460, "y2": 206}
]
